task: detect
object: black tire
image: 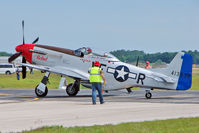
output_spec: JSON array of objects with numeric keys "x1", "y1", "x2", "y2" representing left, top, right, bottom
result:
[
  {"x1": 66, "y1": 83, "x2": 79, "y2": 96},
  {"x1": 5, "y1": 71, "x2": 11, "y2": 75},
  {"x1": 145, "y1": 92, "x2": 152, "y2": 99},
  {"x1": 35, "y1": 85, "x2": 48, "y2": 97}
]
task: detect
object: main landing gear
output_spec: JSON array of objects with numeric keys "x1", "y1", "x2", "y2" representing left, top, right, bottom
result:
[
  {"x1": 35, "y1": 72, "x2": 50, "y2": 97},
  {"x1": 126, "y1": 88, "x2": 132, "y2": 94},
  {"x1": 35, "y1": 72, "x2": 80, "y2": 97},
  {"x1": 66, "y1": 80, "x2": 80, "y2": 96}
]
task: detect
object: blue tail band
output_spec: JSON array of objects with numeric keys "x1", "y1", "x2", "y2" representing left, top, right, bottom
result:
[{"x1": 176, "y1": 53, "x2": 192, "y2": 90}]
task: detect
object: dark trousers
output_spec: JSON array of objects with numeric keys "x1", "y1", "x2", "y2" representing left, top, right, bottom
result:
[{"x1": 91, "y1": 82, "x2": 104, "y2": 104}]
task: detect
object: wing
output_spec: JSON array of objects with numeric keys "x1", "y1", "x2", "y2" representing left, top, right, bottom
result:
[{"x1": 18, "y1": 63, "x2": 89, "y2": 81}]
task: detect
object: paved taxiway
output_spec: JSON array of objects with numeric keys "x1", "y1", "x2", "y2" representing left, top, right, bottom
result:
[{"x1": 0, "y1": 89, "x2": 199, "y2": 132}]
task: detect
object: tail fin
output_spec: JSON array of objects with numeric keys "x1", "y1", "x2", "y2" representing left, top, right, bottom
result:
[
  {"x1": 176, "y1": 53, "x2": 192, "y2": 90},
  {"x1": 153, "y1": 52, "x2": 192, "y2": 90}
]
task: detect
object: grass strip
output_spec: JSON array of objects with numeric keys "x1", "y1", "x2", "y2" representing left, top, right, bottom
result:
[{"x1": 22, "y1": 117, "x2": 199, "y2": 133}]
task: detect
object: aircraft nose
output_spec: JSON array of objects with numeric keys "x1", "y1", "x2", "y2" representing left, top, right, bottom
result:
[
  {"x1": 15, "y1": 44, "x2": 35, "y2": 64},
  {"x1": 15, "y1": 44, "x2": 23, "y2": 52}
]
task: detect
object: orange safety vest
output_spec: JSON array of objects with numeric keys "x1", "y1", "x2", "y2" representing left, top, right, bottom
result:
[{"x1": 145, "y1": 65, "x2": 152, "y2": 69}]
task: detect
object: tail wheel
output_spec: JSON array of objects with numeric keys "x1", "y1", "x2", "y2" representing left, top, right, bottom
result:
[
  {"x1": 145, "y1": 92, "x2": 152, "y2": 99},
  {"x1": 66, "y1": 83, "x2": 79, "y2": 96},
  {"x1": 35, "y1": 85, "x2": 48, "y2": 97}
]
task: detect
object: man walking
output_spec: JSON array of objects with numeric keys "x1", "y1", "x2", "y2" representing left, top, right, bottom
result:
[
  {"x1": 88, "y1": 61, "x2": 106, "y2": 105},
  {"x1": 145, "y1": 61, "x2": 152, "y2": 69},
  {"x1": 16, "y1": 67, "x2": 20, "y2": 80}
]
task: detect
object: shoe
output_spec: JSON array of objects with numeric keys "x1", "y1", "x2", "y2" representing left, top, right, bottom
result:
[
  {"x1": 93, "y1": 103, "x2": 96, "y2": 105},
  {"x1": 100, "y1": 102, "x2": 105, "y2": 104}
]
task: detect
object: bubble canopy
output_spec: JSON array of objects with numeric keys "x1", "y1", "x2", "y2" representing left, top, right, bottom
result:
[{"x1": 74, "y1": 47, "x2": 120, "y2": 61}]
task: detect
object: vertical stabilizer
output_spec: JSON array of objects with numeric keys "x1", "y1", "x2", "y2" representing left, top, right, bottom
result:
[
  {"x1": 152, "y1": 52, "x2": 192, "y2": 90},
  {"x1": 176, "y1": 53, "x2": 192, "y2": 90}
]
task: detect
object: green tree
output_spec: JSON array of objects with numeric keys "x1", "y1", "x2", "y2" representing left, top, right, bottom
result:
[
  {"x1": 111, "y1": 50, "x2": 199, "y2": 64},
  {"x1": 0, "y1": 52, "x2": 12, "y2": 56}
]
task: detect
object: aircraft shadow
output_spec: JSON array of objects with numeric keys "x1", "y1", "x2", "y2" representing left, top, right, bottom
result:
[{"x1": 42, "y1": 94, "x2": 114, "y2": 99}]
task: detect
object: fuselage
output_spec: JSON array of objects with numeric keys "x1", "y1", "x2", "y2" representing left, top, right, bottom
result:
[{"x1": 16, "y1": 44, "x2": 180, "y2": 91}]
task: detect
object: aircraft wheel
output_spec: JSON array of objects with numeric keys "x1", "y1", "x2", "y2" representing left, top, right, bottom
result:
[
  {"x1": 35, "y1": 85, "x2": 48, "y2": 97},
  {"x1": 145, "y1": 92, "x2": 152, "y2": 99},
  {"x1": 66, "y1": 83, "x2": 79, "y2": 96}
]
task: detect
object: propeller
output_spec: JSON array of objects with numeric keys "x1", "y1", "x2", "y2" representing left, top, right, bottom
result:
[
  {"x1": 22, "y1": 57, "x2": 26, "y2": 79},
  {"x1": 8, "y1": 52, "x2": 21, "y2": 63},
  {"x1": 136, "y1": 56, "x2": 139, "y2": 67},
  {"x1": 22, "y1": 20, "x2": 25, "y2": 44},
  {"x1": 8, "y1": 20, "x2": 39, "y2": 79},
  {"x1": 21, "y1": 20, "x2": 27, "y2": 79},
  {"x1": 32, "y1": 37, "x2": 39, "y2": 44}
]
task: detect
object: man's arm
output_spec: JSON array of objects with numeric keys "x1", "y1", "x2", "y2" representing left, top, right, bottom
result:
[
  {"x1": 88, "y1": 68, "x2": 91, "y2": 73},
  {"x1": 101, "y1": 70, "x2": 106, "y2": 93},
  {"x1": 101, "y1": 70, "x2": 106, "y2": 84}
]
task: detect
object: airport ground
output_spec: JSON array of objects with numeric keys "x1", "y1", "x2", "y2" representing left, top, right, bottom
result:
[
  {"x1": 0, "y1": 68, "x2": 198, "y2": 132},
  {"x1": 1, "y1": 89, "x2": 199, "y2": 132}
]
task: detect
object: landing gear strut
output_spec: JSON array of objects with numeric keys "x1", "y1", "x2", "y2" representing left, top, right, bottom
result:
[
  {"x1": 35, "y1": 72, "x2": 50, "y2": 97},
  {"x1": 145, "y1": 90, "x2": 152, "y2": 99},
  {"x1": 126, "y1": 88, "x2": 132, "y2": 93},
  {"x1": 66, "y1": 79, "x2": 80, "y2": 96}
]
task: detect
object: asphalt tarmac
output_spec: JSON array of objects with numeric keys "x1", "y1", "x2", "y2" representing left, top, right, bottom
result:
[
  {"x1": 0, "y1": 89, "x2": 199, "y2": 104},
  {"x1": 1, "y1": 89, "x2": 199, "y2": 133}
]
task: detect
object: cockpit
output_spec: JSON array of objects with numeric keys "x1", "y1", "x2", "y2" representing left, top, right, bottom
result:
[
  {"x1": 74, "y1": 47, "x2": 120, "y2": 61},
  {"x1": 74, "y1": 47, "x2": 92, "y2": 57}
]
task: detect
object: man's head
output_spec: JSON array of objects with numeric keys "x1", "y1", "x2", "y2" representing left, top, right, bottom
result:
[
  {"x1": 87, "y1": 48, "x2": 92, "y2": 54},
  {"x1": 94, "y1": 61, "x2": 101, "y2": 67}
]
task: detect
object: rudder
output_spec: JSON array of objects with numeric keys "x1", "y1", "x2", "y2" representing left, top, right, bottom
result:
[{"x1": 176, "y1": 53, "x2": 192, "y2": 90}]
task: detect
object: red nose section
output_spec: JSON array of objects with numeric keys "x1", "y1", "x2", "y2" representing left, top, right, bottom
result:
[{"x1": 16, "y1": 44, "x2": 35, "y2": 64}]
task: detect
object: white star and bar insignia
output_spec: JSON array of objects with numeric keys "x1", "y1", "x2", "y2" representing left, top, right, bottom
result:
[{"x1": 107, "y1": 65, "x2": 137, "y2": 82}]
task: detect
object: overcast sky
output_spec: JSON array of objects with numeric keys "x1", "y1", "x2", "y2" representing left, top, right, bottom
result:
[{"x1": 0, "y1": 0, "x2": 198, "y2": 54}]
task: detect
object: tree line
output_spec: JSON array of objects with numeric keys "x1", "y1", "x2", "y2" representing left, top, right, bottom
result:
[
  {"x1": 0, "y1": 52, "x2": 12, "y2": 56},
  {"x1": 110, "y1": 50, "x2": 199, "y2": 64}
]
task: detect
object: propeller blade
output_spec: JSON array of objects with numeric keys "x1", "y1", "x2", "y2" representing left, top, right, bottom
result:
[
  {"x1": 22, "y1": 20, "x2": 25, "y2": 44},
  {"x1": 8, "y1": 52, "x2": 21, "y2": 63},
  {"x1": 136, "y1": 56, "x2": 139, "y2": 66},
  {"x1": 22, "y1": 56, "x2": 26, "y2": 63},
  {"x1": 22, "y1": 57, "x2": 26, "y2": 79},
  {"x1": 32, "y1": 37, "x2": 39, "y2": 44},
  {"x1": 22, "y1": 66, "x2": 26, "y2": 79}
]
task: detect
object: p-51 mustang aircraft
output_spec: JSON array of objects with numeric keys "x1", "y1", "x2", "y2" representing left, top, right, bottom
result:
[{"x1": 8, "y1": 21, "x2": 192, "y2": 99}]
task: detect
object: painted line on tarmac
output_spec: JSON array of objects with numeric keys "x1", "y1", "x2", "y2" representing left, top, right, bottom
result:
[{"x1": 0, "y1": 93, "x2": 39, "y2": 104}]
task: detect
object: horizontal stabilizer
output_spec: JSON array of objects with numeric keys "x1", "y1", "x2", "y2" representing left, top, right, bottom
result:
[{"x1": 148, "y1": 73, "x2": 175, "y2": 83}]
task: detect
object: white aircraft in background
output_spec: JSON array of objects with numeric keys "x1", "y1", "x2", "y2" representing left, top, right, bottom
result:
[{"x1": 8, "y1": 21, "x2": 192, "y2": 99}]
